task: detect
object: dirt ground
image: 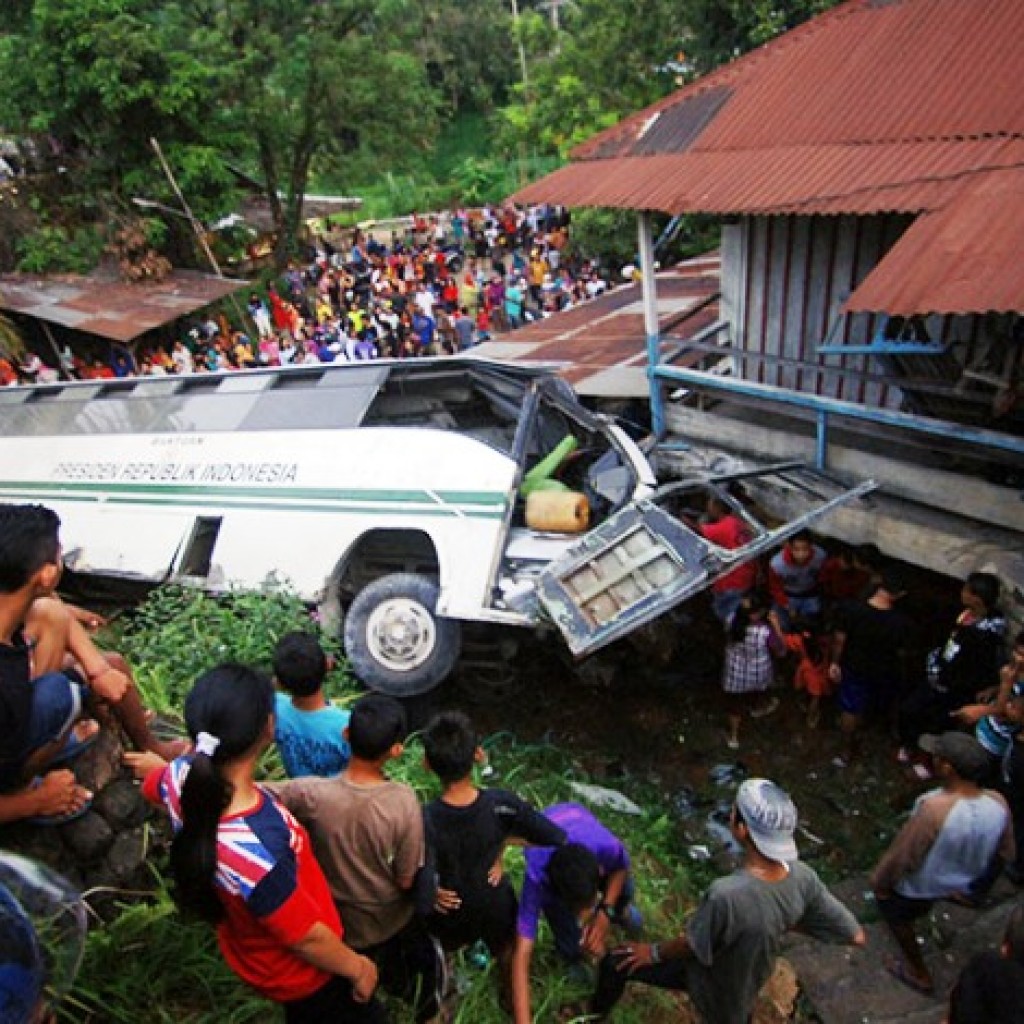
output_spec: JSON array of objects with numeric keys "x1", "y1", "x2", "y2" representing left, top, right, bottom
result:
[{"x1": 428, "y1": 559, "x2": 969, "y2": 883}]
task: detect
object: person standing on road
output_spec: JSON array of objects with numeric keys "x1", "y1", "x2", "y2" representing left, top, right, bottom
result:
[{"x1": 590, "y1": 778, "x2": 865, "y2": 1023}]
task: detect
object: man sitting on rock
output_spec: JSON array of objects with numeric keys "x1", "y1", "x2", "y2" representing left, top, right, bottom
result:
[
  {"x1": 0, "y1": 503, "x2": 183, "y2": 826},
  {"x1": 591, "y1": 778, "x2": 865, "y2": 1023}
]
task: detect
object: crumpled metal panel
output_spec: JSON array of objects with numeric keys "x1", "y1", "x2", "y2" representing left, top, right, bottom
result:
[{"x1": 0, "y1": 269, "x2": 248, "y2": 342}]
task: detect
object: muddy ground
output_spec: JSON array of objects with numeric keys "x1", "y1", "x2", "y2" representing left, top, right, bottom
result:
[{"x1": 425, "y1": 562, "x2": 969, "y2": 882}]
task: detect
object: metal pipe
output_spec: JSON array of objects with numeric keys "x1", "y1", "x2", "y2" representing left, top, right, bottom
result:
[
  {"x1": 653, "y1": 364, "x2": 1024, "y2": 459},
  {"x1": 637, "y1": 211, "x2": 664, "y2": 438},
  {"x1": 816, "y1": 410, "x2": 828, "y2": 470}
]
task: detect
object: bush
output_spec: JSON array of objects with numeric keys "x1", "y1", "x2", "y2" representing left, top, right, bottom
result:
[
  {"x1": 112, "y1": 585, "x2": 351, "y2": 717},
  {"x1": 16, "y1": 223, "x2": 104, "y2": 274}
]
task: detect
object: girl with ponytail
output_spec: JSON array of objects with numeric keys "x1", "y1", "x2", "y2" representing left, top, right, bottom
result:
[{"x1": 143, "y1": 664, "x2": 386, "y2": 1023}]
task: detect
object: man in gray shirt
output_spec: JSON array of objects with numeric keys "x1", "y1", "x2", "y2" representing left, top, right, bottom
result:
[{"x1": 591, "y1": 778, "x2": 865, "y2": 1024}]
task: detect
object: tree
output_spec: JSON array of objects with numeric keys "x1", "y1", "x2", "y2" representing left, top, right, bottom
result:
[
  {"x1": 410, "y1": 0, "x2": 519, "y2": 112},
  {"x1": 0, "y1": 0, "x2": 225, "y2": 203},
  {"x1": 679, "y1": 0, "x2": 842, "y2": 73},
  {"x1": 497, "y1": 0, "x2": 689, "y2": 160},
  {"x1": 202, "y1": 0, "x2": 438, "y2": 265},
  {"x1": 0, "y1": 0, "x2": 439, "y2": 269},
  {"x1": 497, "y1": 0, "x2": 843, "y2": 161}
]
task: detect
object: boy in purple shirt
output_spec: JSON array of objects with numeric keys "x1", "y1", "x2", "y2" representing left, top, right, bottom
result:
[{"x1": 512, "y1": 803, "x2": 640, "y2": 1024}]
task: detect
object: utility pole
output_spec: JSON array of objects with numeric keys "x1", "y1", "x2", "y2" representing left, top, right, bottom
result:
[{"x1": 149, "y1": 137, "x2": 252, "y2": 333}]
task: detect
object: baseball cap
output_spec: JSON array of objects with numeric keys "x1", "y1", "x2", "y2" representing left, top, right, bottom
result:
[
  {"x1": 919, "y1": 732, "x2": 991, "y2": 781},
  {"x1": 735, "y1": 778, "x2": 799, "y2": 863}
]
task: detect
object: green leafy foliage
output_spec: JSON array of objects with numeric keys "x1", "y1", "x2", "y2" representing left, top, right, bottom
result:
[
  {"x1": 62, "y1": 875, "x2": 270, "y2": 1023},
  {"x1": 111, "y1": 585, "x2": 349, "y2": 716},
  {"x1": 16, "y1": 224, "x2": 104, "y2": 274},
  {"x1": 680, "y1": 0, "x2": 842, "y2": 73}
]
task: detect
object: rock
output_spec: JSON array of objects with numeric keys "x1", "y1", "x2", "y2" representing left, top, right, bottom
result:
[
  {"x1": 753, "y1": 958, "x2": 799, "y2": 1023},
  {"x1": 106, "y1": 827, "x2": 149, "y2": 884},
  {"x1": 785, "y1": 873, "x2": 1024, "y2": 1024},
  {"x1": 73, "y1": 728, "x2": 122, "y2": 795},
  {"x1": 60, "y1": 810, "x2": 114, "y2": 863},
  {"x1": 94, "y1": 777, "x2": 149, "y2": 829}
]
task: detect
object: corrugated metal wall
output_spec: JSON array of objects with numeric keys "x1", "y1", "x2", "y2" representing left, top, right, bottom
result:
[{"x1": 721, "y1": 213, "x2": 980, "y2": 411}]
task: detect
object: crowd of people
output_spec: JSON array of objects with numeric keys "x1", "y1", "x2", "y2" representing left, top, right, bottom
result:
[
  {"x1": 2, "y1": 499, "x2": 1024, "y2": 1024},
  {"x1": 0, "y1": 205, "x2": 614, "y2": 388}
]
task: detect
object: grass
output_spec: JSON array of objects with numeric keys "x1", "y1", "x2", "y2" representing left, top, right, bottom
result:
[
  {"x1": 63, "y1": 586, "x2": 704, "y2": 1023},
  {"x1": 61, "y1": 584, "x2": 922, "y2": 1022}
]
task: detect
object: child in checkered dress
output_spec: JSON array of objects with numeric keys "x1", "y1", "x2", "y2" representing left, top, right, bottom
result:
[{"x1": 722, "y1": 592, "x2": 784, "y2": 749}]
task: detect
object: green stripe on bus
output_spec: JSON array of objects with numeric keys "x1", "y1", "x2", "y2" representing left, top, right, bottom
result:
[
  {"x1": 0, "y1": 480, "x2": 504, "y2": 505},
  {"x1": 0, "y1": 488, "x2": 505, "y2": 520}
]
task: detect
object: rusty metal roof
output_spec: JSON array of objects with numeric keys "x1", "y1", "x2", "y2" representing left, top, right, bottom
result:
[
  {"x1": 513, "y1": 0, "x2": 1024, "y2": 315},
  {"x1": 516, "y1": 138, "x2": 1024, "y2": 216},
  {"x1": 0, "y1": 269, "x2": 248, "y2": 342},
  {"x1": 845, "y1": 168, "x2": 1024, "y2": 315},
  {"x1": 472, "y1": 254, "x2": 721, "y2": 397},
  {"x1": 579, "y1": 0, "x2": 1024, "y2": 160},
  {"x1": 515, "y1": 0, "x2": 1024, "y2": 217}
]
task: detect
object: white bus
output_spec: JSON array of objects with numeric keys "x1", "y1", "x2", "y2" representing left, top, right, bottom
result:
[{"x1": 0, "y1": 357, "x2": 872, "y2": 694}]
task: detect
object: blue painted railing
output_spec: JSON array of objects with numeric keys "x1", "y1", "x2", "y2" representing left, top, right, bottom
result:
[{"x1": 648, "y1": 364, "x2": 1024, "y2": 471}]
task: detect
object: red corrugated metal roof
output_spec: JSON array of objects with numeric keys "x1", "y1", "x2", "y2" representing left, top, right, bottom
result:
[
  {"x1": 0, "y1": 269, "x2": 248, "y2": 342},
  {"x1": 471, "y1": 255, "x2": 721, "y2": 397},
  {"x1": 516, "y1": 0, "x2": 1024, "y2": 217},
  {"x1": 513, "y1": 0, "x2": 1024, "y2": 314},
  {"x1": 573, "y1": 0, "x2": 1024, "y2": 163},
  {"x1": 845, "y1": 168, "x2": 1024, "y2": 314},
  {"x1": 515, "y1": 138, "x2": 1024, "y2": 216}
]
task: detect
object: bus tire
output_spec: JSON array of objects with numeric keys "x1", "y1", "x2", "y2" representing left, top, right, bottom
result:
[{"x1": 343, "y1": 573, "x2": 461, "y2": 697}]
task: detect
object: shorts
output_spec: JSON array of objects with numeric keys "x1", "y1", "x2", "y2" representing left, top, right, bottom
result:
[
  {"x1": 0, "y1": 672, "x2": 83, "y2": 793},
  {"x1": 26, "y1": 672, "x2": 83, "y2": 755},
  {"x1": 838, "y1": 668, "x2": 871, "y2": 716},
  {"x1": 711, "y1": 589, "x2": 745, "y2": 627},
  {"x1": 876, "y1": 891, "x2": 934, "y2": 924},
  {"x1": 428, "y1": 881, "x2": 517, "y2": 954}
]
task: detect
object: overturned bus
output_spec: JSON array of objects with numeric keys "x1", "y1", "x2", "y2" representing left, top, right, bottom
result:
[{"x1": 0, "y1": 358, "x2": 873, "y2": 695}]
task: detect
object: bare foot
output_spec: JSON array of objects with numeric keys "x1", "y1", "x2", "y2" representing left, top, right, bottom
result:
[{"x1": 32, "y1": 771, "x2": 93, "y2": 818}]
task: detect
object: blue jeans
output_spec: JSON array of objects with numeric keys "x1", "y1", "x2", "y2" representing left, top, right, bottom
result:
[
  {"x1": 711, "y1": 589, "x2": 746, "y2": 627},
  {"x1": 26, "y1": 672, "x2": 82, "y2": 755}
]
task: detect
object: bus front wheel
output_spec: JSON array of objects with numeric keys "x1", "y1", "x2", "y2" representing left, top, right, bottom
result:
[{"x1": 343, "y1": 573, "x2": 461, "y2": 697}]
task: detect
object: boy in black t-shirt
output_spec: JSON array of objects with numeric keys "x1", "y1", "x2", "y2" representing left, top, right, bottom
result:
[{"x1": 419, "y1": 711, "x2": 565, "y2": 1001}]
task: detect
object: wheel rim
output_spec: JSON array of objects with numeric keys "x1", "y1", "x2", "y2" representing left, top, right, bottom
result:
[{"x1": 365, "y1": 597, "x2": 437, "y2": 673}]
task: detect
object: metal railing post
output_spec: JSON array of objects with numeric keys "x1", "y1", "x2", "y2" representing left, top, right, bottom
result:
[
  {"x1": 637, "y1": 211, "x2": 665, "y2": 438},
  {"x1": 816, "y1": 410, "x2": 828, "y2": 470}
]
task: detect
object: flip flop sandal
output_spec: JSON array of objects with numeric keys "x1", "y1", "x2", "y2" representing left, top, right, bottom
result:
[
  {"x1": 884, "y1": 954, "x2": 934, "y2": 997},
  {"x1": 25, "y1": 782, "x2": 94, "y2": 827},
  {"x1": 49, "y1": 719, "x2": 100, "y2": 767}
]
